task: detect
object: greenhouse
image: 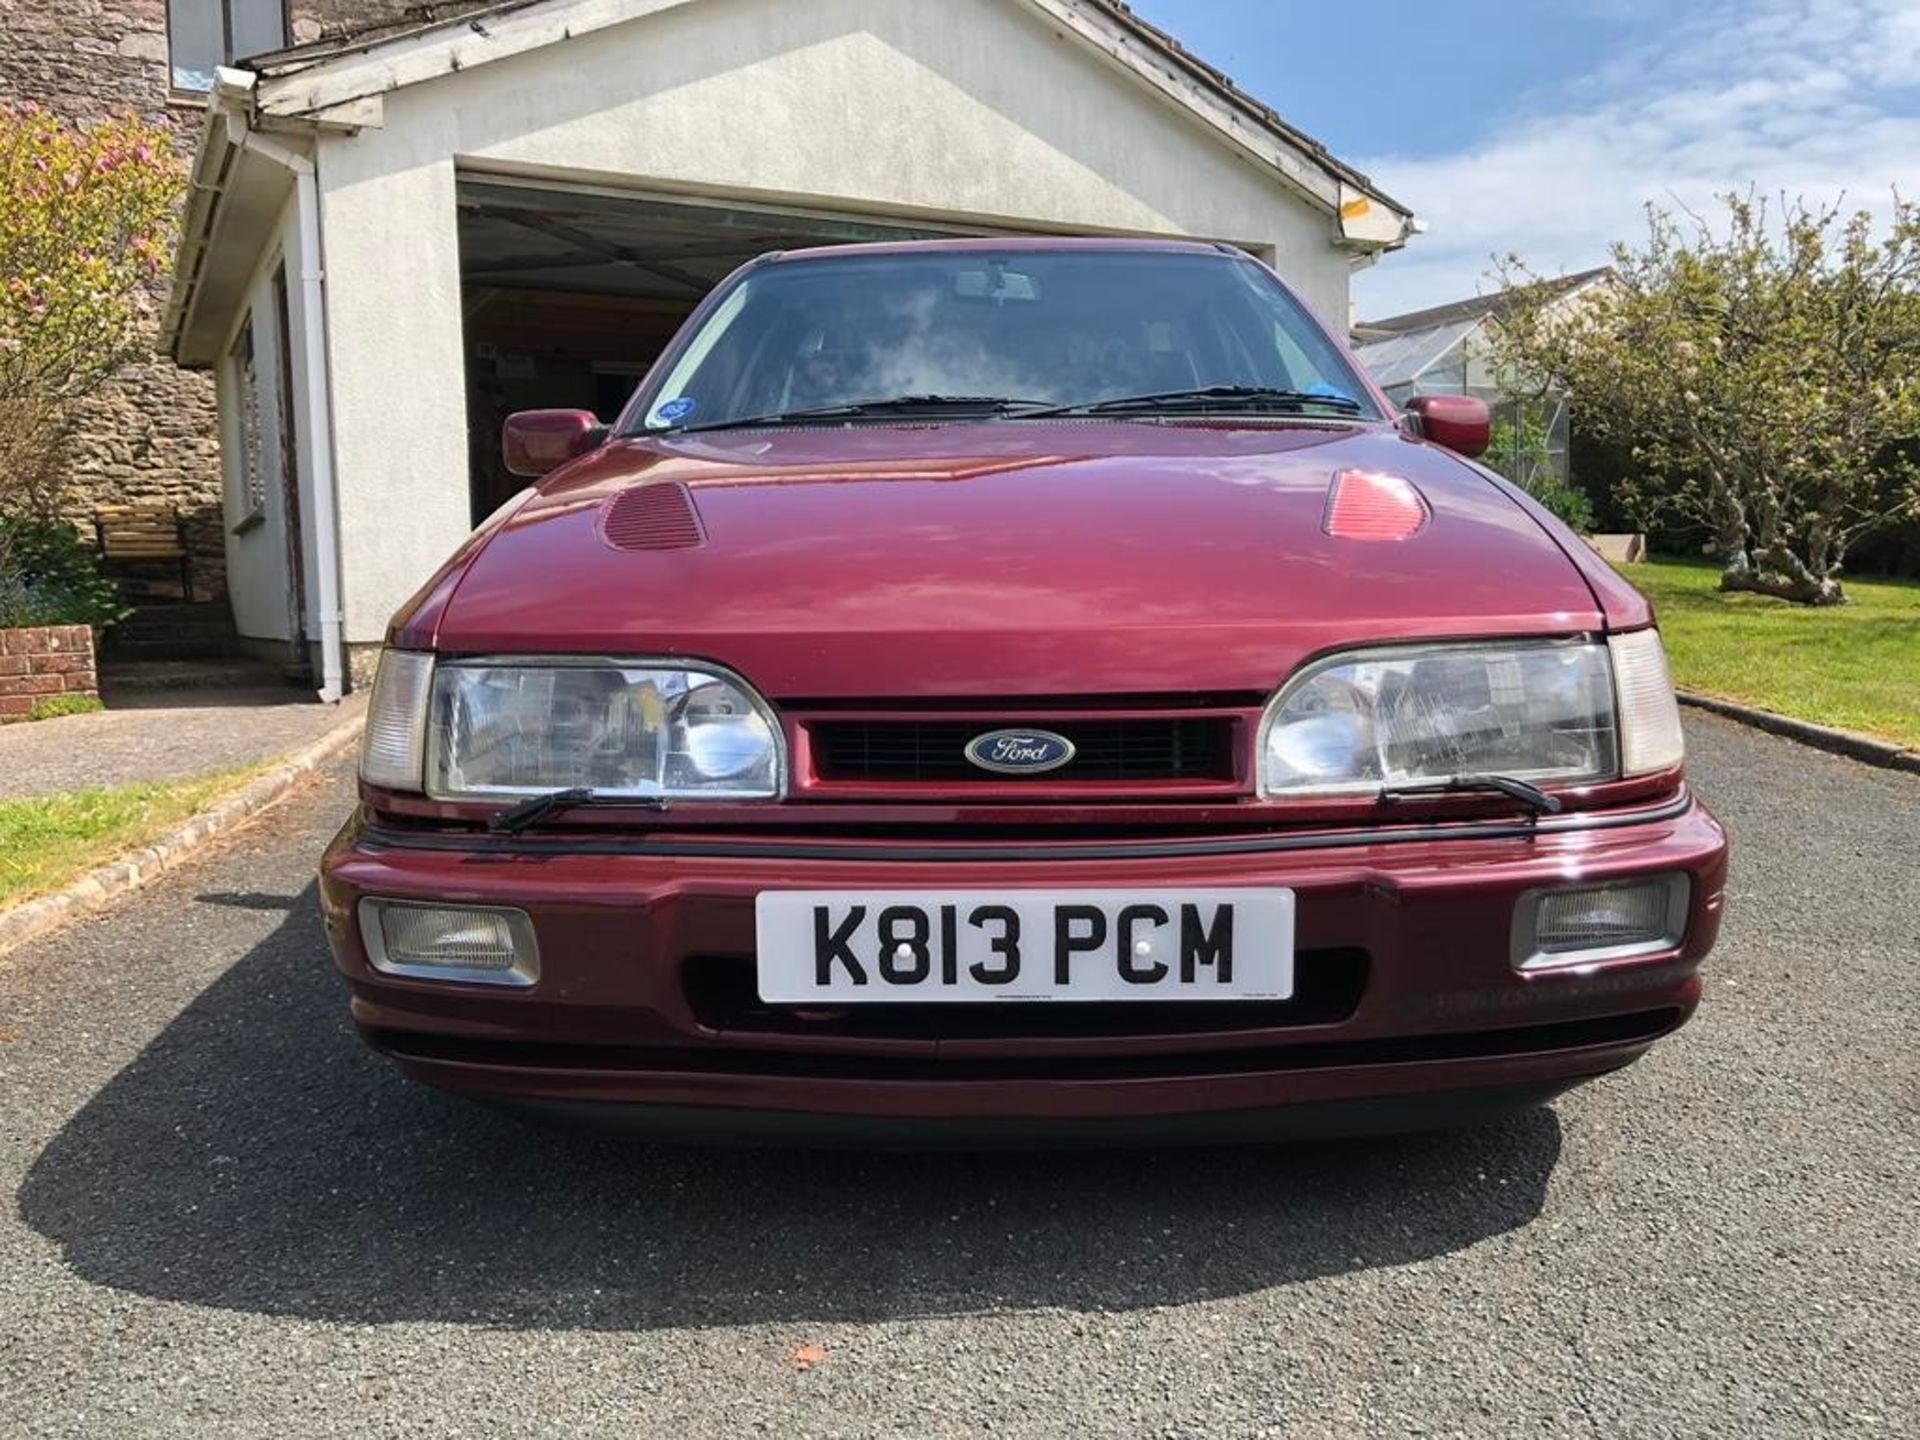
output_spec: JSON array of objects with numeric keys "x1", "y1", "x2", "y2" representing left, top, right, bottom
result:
[{"x1": 1353, "y1": 268, "x2": 1612, "y2": 491}]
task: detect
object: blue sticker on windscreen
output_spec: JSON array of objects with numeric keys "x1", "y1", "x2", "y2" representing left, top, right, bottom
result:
[
  {"x1": 657, "y1": 396, "x2": 696, "y2": 424},
  {"x1": 1305, "y1": 381, "x2": 1352, "y2": 402}
]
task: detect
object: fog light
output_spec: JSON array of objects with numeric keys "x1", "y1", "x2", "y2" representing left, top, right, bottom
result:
[
  {"x1": 359, "y1": 899, "x2": 538, "y2": 986},
  {"x1": 1514, "y1": 873, "x2": 1689, "y2": 971}
]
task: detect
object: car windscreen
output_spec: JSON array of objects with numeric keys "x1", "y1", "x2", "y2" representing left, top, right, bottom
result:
[{"x1": 621, "y1": 249, "x2": 1380, "y2": 431}]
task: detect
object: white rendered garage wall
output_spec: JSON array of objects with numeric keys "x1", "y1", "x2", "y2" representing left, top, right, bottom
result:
[
  {"x1": 314, "y1": 0, "x2": 1353, "y2": 641},
  {"x1": 314, "y1": 143, "x2": 468, "y2": 644}
]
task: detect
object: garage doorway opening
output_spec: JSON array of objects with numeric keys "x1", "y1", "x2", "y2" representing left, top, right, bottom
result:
[{"x1": 455, "y1": 178, "x2": 987, "y2": 523}]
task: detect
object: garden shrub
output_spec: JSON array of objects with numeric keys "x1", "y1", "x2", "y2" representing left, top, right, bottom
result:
[
  {"x1": 0, "y1": 518, "x2": 128, "y2": 630},
  {"x1": 1522, "y1": 475, "x2": 1595, "y2": 533}
]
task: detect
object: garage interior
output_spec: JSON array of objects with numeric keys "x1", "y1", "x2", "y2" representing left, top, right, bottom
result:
[{"x1": 455, "y1": 177, "x2": 985, "y2": 521}]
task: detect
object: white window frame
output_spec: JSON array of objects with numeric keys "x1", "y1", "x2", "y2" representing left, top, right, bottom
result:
[{"x1": 167, "y1": 0, "x2": 291, "y2": 96}]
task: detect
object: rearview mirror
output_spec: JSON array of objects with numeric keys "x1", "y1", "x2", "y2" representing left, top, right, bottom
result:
[
  {"x1": 954, "y1": 268, "x2": 1038, "y2": 301},
  {"x1": 503, "y1": 409, "x2": 607, "y2": 477},
  {"x1": 1406, "y1": 394, "x2": 1491, "y2": 458}
]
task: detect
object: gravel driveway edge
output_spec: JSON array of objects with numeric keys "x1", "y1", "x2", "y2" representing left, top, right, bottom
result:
[
  {"x1": 0, "y1": 709, "x2": 365, "y2": 962},
  {"x1": 1677, "y1": 689, "x2": 1920, "y2": 774}
]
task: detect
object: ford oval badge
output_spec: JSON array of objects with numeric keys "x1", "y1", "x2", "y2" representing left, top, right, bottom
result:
[{"x1": 964, "y1": 729, "x2": 1077, "y2": 775}]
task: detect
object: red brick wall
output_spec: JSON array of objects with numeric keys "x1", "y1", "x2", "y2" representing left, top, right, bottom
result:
[{"x1": 0, "y1": 627, "x2": 99, "y2": 722}]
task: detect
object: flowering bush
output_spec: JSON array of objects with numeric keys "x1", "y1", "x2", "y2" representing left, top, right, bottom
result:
[
  {"x1": 1491, "y1": 194, "x2": 1920, "y2": 605},
  {"x1": 0, "y1": 105, "x2": 182, "y2": 514}
]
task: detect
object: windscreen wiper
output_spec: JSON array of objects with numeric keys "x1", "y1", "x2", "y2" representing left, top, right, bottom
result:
[
  {"x1": 1029, "y1": 384, "x2": 1366, "y2": 418},
  {"x1": 668, "y1": 395, "x2": 1052, "y2": 434},
  {"x1": 1377, "y1": 774, "x2": 1562, "y2": 816},
  {"x1": 488, "y1": 787, "x2": 664, "y2": 834}
]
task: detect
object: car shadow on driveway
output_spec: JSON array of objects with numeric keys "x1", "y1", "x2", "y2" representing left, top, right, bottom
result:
[{"x1": 18, "y1": 885, "x2": 1562, "y2": 1330}]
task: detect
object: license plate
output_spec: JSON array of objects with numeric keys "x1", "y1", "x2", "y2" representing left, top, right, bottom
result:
[{"x1": 755, "y1": 889, "x2": 1294, "y2": 1003}]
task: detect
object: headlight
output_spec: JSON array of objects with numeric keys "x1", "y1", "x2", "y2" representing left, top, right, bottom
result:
[
  {"x1": 1259, "y1": 639, "x2": 1620, "y2": 796},
  {"x1": 360, "y1": 652, "x2": 783, "y2": 799},
  {"x1": 431, "y1": 660, "x2": 781, "y2": 799}
]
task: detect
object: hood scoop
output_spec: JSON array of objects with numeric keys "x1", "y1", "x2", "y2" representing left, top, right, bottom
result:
[{"x1": 599, "y1": 481, "x2": 705, "y2": 551}]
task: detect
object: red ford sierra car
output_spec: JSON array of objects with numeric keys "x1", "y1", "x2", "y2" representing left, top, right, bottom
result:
[{"x1": 321, "y1": 237, "x2": 1727, "y2": 1143}]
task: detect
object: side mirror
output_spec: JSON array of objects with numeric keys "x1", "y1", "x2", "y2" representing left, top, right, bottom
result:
[
  {"x1": 503, "y1": 409, "x2": 607, "y2": 477},
  {"x1": 1406, "y1": 394, "x2": 1491, "y2": 458}
]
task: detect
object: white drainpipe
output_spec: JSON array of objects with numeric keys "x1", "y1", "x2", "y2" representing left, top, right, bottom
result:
[{"x1": 214, "y1": 69, "x2": 346, "y2": 703}]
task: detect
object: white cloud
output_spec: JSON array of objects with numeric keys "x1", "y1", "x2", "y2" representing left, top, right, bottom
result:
[{"x1": 1353, "y1": 0, "x2": 1920, "y2": 321}]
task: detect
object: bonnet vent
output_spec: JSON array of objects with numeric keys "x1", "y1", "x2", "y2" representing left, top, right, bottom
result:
[{"x1": 600, "y1": 482, "x2": 705, "y2": 551}]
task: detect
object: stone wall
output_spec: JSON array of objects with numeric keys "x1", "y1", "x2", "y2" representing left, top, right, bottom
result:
[
  {"x1": 0, "y1": 625, "x2": 98, "y2": 722},
  {"x1": 0, "y1": 0, "x2": 448, "y2": 604},
  {"x1": 2, "y1": 0, "x2": 224, "y2": 594},
  {"x1": 0, "y1": 1, "x2": 443, "y2": 128}
]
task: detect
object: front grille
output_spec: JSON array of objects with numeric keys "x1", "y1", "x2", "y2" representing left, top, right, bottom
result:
[
  {"x1": 681, "y1": 949, "x2": 1368, "y2": 1040},
  {"x1": 809, "y1": 717, "x2": 1236, "y2": 783},
  {"x1": 371, "y1": 1007, "x2": 1685, "y2": 1081}
]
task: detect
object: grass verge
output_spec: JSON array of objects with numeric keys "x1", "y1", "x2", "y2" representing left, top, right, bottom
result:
[
  {"x1": 1620, "y1": 555, "x2": 1920, "y2": 748},
  {"x1": 0, "y1": 767, "x2": 268, "y2": 909}
]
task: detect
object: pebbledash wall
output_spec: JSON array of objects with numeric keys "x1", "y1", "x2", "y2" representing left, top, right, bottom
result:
[{"x1": 0, "y1": 0, "x2": 449, "y2": 603}]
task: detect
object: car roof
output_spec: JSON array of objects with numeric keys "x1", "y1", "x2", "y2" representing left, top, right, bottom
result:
[{"x1": 764, "y1": 235, "x2": 1234, "y2": 264}]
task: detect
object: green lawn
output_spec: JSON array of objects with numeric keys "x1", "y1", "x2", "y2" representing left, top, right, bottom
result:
[
  {"x1": 0, "y1": 769, "x2": 263, "y2": 908},
  {"x1": 1619, "y1": 556, "x2": 1920, "y2": 748}
]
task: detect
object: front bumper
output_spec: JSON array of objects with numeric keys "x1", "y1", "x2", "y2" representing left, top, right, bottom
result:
[{"x1": 319, "y1": 796, "x2": 1727, "y2": 1139}]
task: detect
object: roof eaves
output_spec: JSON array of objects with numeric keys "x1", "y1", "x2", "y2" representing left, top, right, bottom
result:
[
  {"x1": 240, "y1": 0, "x2": 1415, "y2": 244},
  {"x1": 246, "y1": 1, "x2": 531, "y2": 74},
  {"x1": 159, "y1": 100, "x2": 245, "y2": 363},
  {"x1": 1361, "y1": 266, "x2": 1613, "y2": 335},
  {"x1": 1082, "y1": 0, "x2": 1413, "y2": 220}
]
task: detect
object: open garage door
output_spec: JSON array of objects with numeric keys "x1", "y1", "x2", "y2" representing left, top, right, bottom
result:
[{"x1": 456, "y1": 178, "x2": 993, "y2": 520}]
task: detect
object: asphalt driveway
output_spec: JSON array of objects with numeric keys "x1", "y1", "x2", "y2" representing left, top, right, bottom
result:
[{"x1": 1, "y1": 714, "x2": 1914, "y2": 1437}]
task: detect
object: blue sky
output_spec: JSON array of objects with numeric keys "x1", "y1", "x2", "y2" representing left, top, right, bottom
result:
[{"x1": 1130, "y1": 0, "x2": 1920, "y2": 320}]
